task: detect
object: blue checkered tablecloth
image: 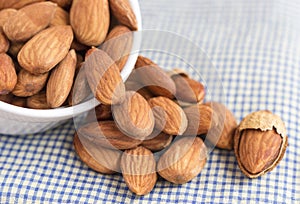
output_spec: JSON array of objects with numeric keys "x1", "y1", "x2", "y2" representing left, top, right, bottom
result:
[{"x1": 1, "y1": 0, "x2": 300, "y2": 203}]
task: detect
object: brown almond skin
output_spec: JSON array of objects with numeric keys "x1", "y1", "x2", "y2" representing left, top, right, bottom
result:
[
  {"x1": 204, "y1": 102, "x2": 237, "y2": 150},
  {"x1": 85, "y1": 46, "x2": 98, "y2": 59},
  {"x1": 70, "y1": 0, "x2": 110, "y2": 46},
  {"x1": 78, "y1": 121, "x2": 142, "y2": 150},
  {"x1": 172, "y1": 74, "x2": 205, "y2": 103},
  {"x1": 135, "y1": 56, "x2": 176, "y2": 99},
  {"x1": 0, "y1": 53, "x2": 17, "y2": 95},
  {"x1": 0, "y1": 9, "x2": 17, "y2": 30},
  {"x1": 94, "y1": 104, "x2": 112, "y2": 121},
  {"x1": 3, "y1": 2, "x2": 57, "y2": 42},
  {"x1": 234, "y1": 110, "x2": 288, "y2": 178},
  {"x1": 101, "y1": 25, "x2": 132, "y2": 71},
  {"x1": 239, "y1": 129, "x2": 282, "y2": 174},
  {"x1": 112, "y1": 91, "x2": 155, "y2": 139},
  {"x1": 18, "y1": 25, "x2": 73, "y2": 75},
  {"x1": 0, "y1": 31, "x2": 9, "y2": 53},
  {"x1": 84, "y1": 49, "x2": 125, "y2": 105},
  {"x1": 74, "y1": 132, "x2": 121, "y2": 174},
  {"x1": 86, "y1": 104, "x2": 113, "y2": 123},
  {"x1": 47, "y1": 49, "x2": 77, "y2": 108},
  {"x1": 148, "y1": 97, "x2": 188, "y2": 135},
  {"x1": 75, "y1": 53, "x2": 84, "y2": 69},
  {"x1": 0, "y1": 93, "x2": 14, "y2": 104},
  {"x1": 11, "y1": 96, "x2": 27, "y2": 107},
  {"x1": 12, "y1": 69, "x2": 49, "y2": 97},
  {"x1": 183, "y1": 104, "x2": 213, "y2": 136},
  {"x1": 108, "y1": 11, "x2": 120, "y2": 32},
  {"x1": 50, "y1": 6, "x2": 69, "y2": 27},
  {"x1": 8, "y1": 41, "x2": 24, "y2": 58},
  {"x1": 0, "y1": 0, "x2": 45, "y2": 10},
  {"x1": 125, "y1": 80, "x2": 154, "y2": 100},
  {"x1": 70, "y1": 38, "x2": 89, "y2": 52},
  {"x1": 157, "y1": 137, "x2": 207, "y2": 184},
  {"x1": 141, "y1": 131, "x2": 173, "y2": 152},
  {"x1": 26, "y1": 92, "x2": 50, "y2": 109},
  {"x1": 121, "y1": 146, "x2": 157, "y2": 195},
  {"x1": 109, "y1": 0, "x2": 138, "y2": 31},
  {"x1": 68, "y1": 65, "x2": 91, "y2": 106},
  {"x1": 50, "y1": 0, "x2": 72, "y2": 9}
]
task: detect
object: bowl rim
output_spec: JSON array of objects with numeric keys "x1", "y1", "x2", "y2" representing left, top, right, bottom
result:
[{"x1": 0, "y1": 0, "x2": 142, "y2": 121}]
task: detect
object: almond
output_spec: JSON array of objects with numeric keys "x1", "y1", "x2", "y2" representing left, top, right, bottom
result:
[
  {"x1": 109, "y1": 0, "x2": 138, "y2": 30},
  {"x1": 8, "y1": 41, "x2": 24, "y2": 58},
  {"x1": 68, "y1": 65, "x2": 91, "y2": 106},
  {"x1": 204, "y1": 101, "x2": 237, "y2": 150},
  {"x1": 101, "y1": 25, "x2": 132, "y2": 71},
  {"x1": 148, "y1": 96, "x2": 188, "y2": 135},
  {"x1": 12, "y1": 69, "x2": 49, "y2": 97},
  {"x1": 135, "y1": 56, "x2": 176, "y2": 99},
  {"x1": 84, "y1": 49, "x2": 125, "y2": 105},
  {"x1": 78, "y1": 121, "x2": 142, "y2": 150},
  {"x1": 85, "y1": 46, "x2": 98, "y2": 59},
  {"x1": 26, "y1": 92, "x2": 50, "y2": 109},
  {"x1": 11, "y1": 96, "x2": 27, "y2": 107},
  {"x1": 47, "y1": 49, "x2": 77, "y2": 108},
  {"x1": 0, "y1": 9, "x2": 17, "y2": 30},
  {"x1": 157, "y1": 137, "x2": 207, "y2": 184},
  {"x1": 13, "y1": 61, "x2": 22, "y2": 73},
  {"x1": 0, "y1": 53, "x2": 17, "y2": 95},
  {"x1": 108, "y1": 10, "x2": 120, "y2": 30},
  {"x1": 74, "y1": 132, "x2": 121, "y2": 174},
  {"x1": 70, "y1": 38, "x2": 89, "y2": 52},
  {"x1": 125, "y1": 80, "x2": 154, "y2": 100},
  {"x1": 50, "y1": 6, "x2": 69, "y2": 27},
  {"x1": 0, "y1": 0, "x2": 45, "y2": 10},
  {"x1": 18, "y1": 25, "x2": 73, "y2": 74},
  {"x1": 0, "y1": 31, "x2": 9, "y2": 53},
  {"x1": 141, "y1": 130, "x2": 173, "y2": 152},
  {"x1": 75, "y1": 53, "x2": 84, "y2": 69},
  {"x1": 234, "y1": 110, "x2": 288, "y2": 178},
  {"x1": 3, "y1": 2, "x2": 57, "y2": 42},
  {"x1": 86, "y1": 104, "x2": 113, "y2": 123},
  {"x1": 70, "y1": 0, "x2": 110, "y2": 46},
  {"x1": 170, "y1": 70, "x2": 205, "y2": 103},
  {"x1": 121, "y1": 146, "x2": 157, "y2": 195},
  {"x1": 0, "y1": 93, "x2": 13, "y2": 104},
  {"x1": 183, "y1": 104, "x2": 214, "y2": 136},
  {"x1": 50, "y1": 0, "x2": 72, "y2": 9},
  {"x1": 112, "y1": 91, "x2": 155, "y2": 139}
]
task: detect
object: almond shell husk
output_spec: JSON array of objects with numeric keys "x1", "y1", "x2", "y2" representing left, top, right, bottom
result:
[{"x1": 234, "y1": 110, "x2": 288, "y2": 178}]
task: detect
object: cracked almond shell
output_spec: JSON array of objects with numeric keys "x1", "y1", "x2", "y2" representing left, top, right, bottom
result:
[{"x1": 234, "y1": 110, "x2": 288, "y2": 178}]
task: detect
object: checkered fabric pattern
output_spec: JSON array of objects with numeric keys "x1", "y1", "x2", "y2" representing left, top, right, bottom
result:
[{"x1": 1, "y1": 0, "x2": 300, "y2": 203}]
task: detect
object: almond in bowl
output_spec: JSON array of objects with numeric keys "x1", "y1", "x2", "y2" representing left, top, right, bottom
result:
[{"x1": 0, "y1": 0, "x2": 142, "y2": 135}]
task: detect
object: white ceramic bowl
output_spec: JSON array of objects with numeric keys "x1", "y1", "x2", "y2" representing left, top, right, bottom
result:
[{"x1": 0, "y1": 0, "x2": 142, "y2": 135}]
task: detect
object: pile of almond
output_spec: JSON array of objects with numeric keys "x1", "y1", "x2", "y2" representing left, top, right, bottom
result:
[
  {"x1": 0, "y1": 0, "x2": 288, "y2": 196},
  {"x1": 0, "y1": 0, "x2": 137, "y2": 109},
  {"x1": 74, "y1": 54, "x2": 288, "y2": 195}
]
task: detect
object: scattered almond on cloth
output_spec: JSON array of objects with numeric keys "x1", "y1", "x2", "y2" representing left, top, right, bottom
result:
[{"x1": 74, "y1": 55, "x2": 288, "y2": 195}]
